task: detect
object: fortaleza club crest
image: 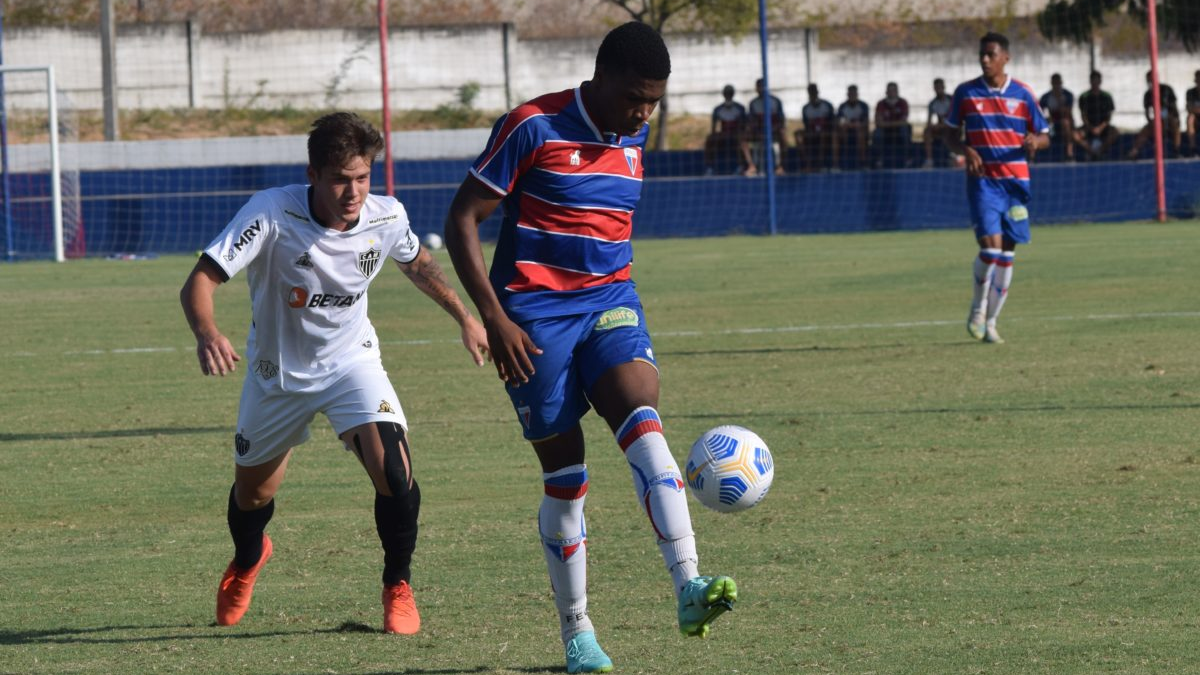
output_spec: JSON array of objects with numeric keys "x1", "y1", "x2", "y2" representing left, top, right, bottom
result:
[
  {"x1": 357, "y1": 247, "x2": 381, "y2": 278},
  {"x1": 623, "y1": 147, "x2": 639, "y2": 175}
]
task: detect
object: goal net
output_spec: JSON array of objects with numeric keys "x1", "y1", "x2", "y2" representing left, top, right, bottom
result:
[{"x1": 1, "y1": 65, "x2": 82, "y2": 261}]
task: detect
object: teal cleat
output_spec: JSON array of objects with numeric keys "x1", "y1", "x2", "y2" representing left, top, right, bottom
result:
[
  {"x1": 565, "y1": 631, "x2": 613, "y2": 673},
  {"x1": 678, "y1": 575, "x2": 737, "y2": 638}
]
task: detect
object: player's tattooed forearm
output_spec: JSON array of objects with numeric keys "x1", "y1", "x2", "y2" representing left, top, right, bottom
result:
[{"x1": 403, "y1": 257, "x2": 465, "y2": 314}]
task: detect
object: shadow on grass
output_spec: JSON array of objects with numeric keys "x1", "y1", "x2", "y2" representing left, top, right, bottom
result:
[
  {"x1": 659, "y1": 341, "x2": 977, "y2": 357},
  {"x1": 674, "y1": 401, "x2": 1200, "y2": 421},
  {"x1": 0, "y1": 623, "x2": 555, "y2": 674},
  {"x1": 0, "y1": 426, "x2": 227, "y2": 443}
]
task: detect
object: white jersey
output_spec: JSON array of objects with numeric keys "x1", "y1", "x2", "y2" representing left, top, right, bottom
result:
[{"x1": 204, "y1": 184, "x2": 420, "y2": 393}]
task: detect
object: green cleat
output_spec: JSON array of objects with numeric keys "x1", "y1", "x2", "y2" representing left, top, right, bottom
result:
[
  {"x1": 678, "y1": 575, "x2": 737, "y2": 638},
  {"x1": 565, "y1": 631, "x2": 613, "y2": 674},
  {"x1": 967, "y1": 313, "x2": 987, "y2": 341}
]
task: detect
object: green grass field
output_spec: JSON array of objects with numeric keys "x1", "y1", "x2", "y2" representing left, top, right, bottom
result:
[{"x1": 3, "y1": 221, "x2": 1199, "y2": 674}]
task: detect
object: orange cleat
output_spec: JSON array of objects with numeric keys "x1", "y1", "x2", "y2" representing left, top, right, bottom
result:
[
  {"x1": 216, "y1": 534, "x2": 273, "y2": 626},
  {"x1": 382, "y1": 580, "x2": 421, "y2": 634}
]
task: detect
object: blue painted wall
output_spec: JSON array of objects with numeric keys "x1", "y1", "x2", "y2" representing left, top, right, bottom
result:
[{"x1": 4, "y1": 152, "x2": 1199, "y2": 258}]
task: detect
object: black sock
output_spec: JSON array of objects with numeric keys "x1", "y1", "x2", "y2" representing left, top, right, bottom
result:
[
  {"x1": 227, "y1": 484, "x2": 274, "y2": 569},
  {"x1": 375, "y1": 480, "x2": 420, "y2": 586}
]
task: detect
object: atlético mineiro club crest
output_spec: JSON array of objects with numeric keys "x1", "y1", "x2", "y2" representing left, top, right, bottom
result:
[
  {"x1": 357, "y1": 247, "x2": 381, "y2": 278},
  {"x1": 624, "y1": 147, "x2": 639, "y2": 176}
]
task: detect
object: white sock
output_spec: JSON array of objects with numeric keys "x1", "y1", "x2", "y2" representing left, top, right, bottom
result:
[
  {"x1": 986, "y1": 251, "x2": 1015, "y2": 325},
  {"x1": 971, "y1": 248, "x2": 1001, "y2": 317},
  {"x1": 539, "y1": 464, "x2": 593, "y2": 644},
  {"x1": 616, "y1": 407, "x2": 699, "y2": 597}
]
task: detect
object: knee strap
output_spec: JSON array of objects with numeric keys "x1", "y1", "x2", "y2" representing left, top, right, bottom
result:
[{"x1": 353, "y1": 421, "x2": 413, "y2": 499}]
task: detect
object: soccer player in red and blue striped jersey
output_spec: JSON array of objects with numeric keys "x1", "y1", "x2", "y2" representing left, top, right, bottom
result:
[
  {"x1": 444, "y1": 21, "x2": 736, "y2": 673},
  {"x1": 945, "y1": 32, "x2": 1049, "y2": 344}
]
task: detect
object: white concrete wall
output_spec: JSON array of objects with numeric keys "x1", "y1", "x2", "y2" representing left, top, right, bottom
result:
[{"x1": 4, "y1": 23, "x2": 1193, "y2": 132}]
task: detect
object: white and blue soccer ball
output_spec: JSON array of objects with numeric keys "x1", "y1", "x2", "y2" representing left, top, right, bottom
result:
[
  {"x1": 422, "y1": 231, "x2": 444, "y2": 250},
  {"x1": 686, "y1": 425, "x2": 774, "y2": 513}
]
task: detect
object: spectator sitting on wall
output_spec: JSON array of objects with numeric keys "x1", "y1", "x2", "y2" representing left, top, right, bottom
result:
[
  {"x1": 923, "y1": 77, "x2": 954, "y2": 167},
  {"x1": 1128, "y1": 70, "x2": 1181, "y2": 159},
  {"x1": 746, "y1": 77, "x2": 786, "y2": 175},
  {"x1": 1187, "y1": 70, "x2": 1200, "y2": 156},
  {"x1": 796, "y1": 83, "x2": 837, "y2": 172},
  {"x1": 1039, "y1": 73, "x2": 1075, "y2": 160},
  {"x1": 1073, "y1": 70, "x2": 1119, "y2": 160},
  {"x1": 704, "y1": 84, "x2": 752, "y2": 175},
  {"x1": 873, "y1": 82, "x2": 912, "y2": 168},
  {"x1": 836, "y1": 84, "x2": 871, "y2": 168}
]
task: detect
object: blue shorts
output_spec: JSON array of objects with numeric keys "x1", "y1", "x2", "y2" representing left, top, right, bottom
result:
[
  {"x1": 505, "y1": 304, "x2": 657, "y2": 440},
  {"x1": 969, "y1": 182, "x2": 1031, "y2": 244}
]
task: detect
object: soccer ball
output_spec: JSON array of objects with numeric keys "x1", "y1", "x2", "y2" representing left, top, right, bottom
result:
[
  {"x1": 685, "y1": 425, "x2": 774, "y2": 513},
  {"x1": 422, "y1": 232, "x2": 444, "y2": 250}
]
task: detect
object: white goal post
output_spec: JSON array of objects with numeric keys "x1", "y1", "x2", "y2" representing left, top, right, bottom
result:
[{"x1": 1, "y1": 64, "x2": 65, "y2": 262}]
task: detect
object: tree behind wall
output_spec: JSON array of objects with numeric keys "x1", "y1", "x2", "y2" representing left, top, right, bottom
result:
[{"x1": 1038, "y1": 0, "x2": 1200, "y2": 52}]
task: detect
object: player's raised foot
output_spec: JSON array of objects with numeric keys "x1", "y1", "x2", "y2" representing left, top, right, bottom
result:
[
  {"x1": 216, "y1": 534, "x2": 273, "y2": 626},
  {"x1": 565, "y1": 631, "x2": 613, "y2": 673},
  {"x1": 678, "y1": 575, "x2": 737, "y2": 638},
  {"x1": 984, "y1": 325, "x2": 1005, "y2": 344},
  {"x1": 382, "y1": 580, "x2": 421, "y2": 634},
  {"x1": 967, "y1": 313, "x2": 987, "y2": 341}
]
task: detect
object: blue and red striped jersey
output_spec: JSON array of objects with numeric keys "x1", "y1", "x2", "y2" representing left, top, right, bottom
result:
[
  {"x1": 947, "y1": 76, "x2": 1049, "y2": 201},
  {"x1": 469, "y1": 86, "x2": 646, "y2": 321}
]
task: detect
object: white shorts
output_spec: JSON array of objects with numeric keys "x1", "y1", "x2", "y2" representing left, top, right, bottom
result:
[{"x1": 232, "y1": 361, "x2": 408, "y2": 466}]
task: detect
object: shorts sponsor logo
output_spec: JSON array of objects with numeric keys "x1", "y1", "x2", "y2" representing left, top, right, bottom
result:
[
  {"x1": 357, "y1": 247, "x2": 381, "y2": 278},
  {"x1": 235, "y1": 432, "x2": 251, "y2": 457},
  {"x1": 255, "y1": 359, "x2": 278, "y2": 380},
  {"x1": 378, "y1": 400, "x2": 395, "y2": 414},
  {"x1": 594, "y1": 307, "x2": 639, "y2": 331},
  {"x1": 362, "y1": 340, "x2": 372, "y2": 348},
  {"x1": 517, "y1": 404, "x2": 532, "y2": 430},
  {"x1": 1008, "y1": 205, "x2": 1029, "y2": 221}
]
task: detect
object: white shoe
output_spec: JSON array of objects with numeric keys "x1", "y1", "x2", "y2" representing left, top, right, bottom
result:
[
  {"x1": 967, "y1": 313, "x2": 986, "y2": 341},
  {"x1": 983, "y1": 325, "x2": 1005, "y2": 344}
]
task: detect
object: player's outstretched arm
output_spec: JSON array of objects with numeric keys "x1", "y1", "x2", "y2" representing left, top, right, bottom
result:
[
  {"x1": 395, "y1": 248, "x2": 488, "y2": 367},
  {"x1": 443, "y1": 177, "x2": 542, "y2": 385},
  {"x1": 180, "y1": 256, "x2": 241, "y2": 376}
]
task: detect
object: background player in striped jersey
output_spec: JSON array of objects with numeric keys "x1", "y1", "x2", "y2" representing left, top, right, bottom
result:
[
  {"x1": 944, "y1": 32, "x2": 1049, "y2": 344},
  {"x1": 180, "y1": 112, "x2": 487, "y2": 634},
  {"x1": 443, "y1": 21, "x2": 736, "y2": 674}
]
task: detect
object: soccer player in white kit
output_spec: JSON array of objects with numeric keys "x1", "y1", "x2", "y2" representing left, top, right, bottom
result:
[{"x1": 180, "y1": 112, "x2": 487, "y2": 634}]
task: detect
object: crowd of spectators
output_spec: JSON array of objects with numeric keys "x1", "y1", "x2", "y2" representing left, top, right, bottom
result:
[{"x1": 701, "y1": 68, "x2": 1200, "y2": 175}]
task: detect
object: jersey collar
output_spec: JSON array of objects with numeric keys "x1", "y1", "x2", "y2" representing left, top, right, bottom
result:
[
  {"x1": 306, "y1": 186, "x2": 360, "y2": 232},
  {"x1": 984, "y1": 75, "x2": 1011, "y2": 94},
  {"x1": 576, "y1": 84, "x2": 620, "y2": 145}
]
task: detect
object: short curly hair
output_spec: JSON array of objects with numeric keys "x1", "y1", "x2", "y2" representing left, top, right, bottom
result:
[
  {"x1": 307, "y1": 112, "x2": 384, "y2": 173},
  {"x1": 595, "y1": 21, "x2": 671, "y2": 81}
]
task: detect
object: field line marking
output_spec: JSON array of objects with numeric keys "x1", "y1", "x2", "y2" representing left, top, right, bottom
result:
[{"x1": 18, "y1": 311, "x2": 1200, "y2": 358}]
